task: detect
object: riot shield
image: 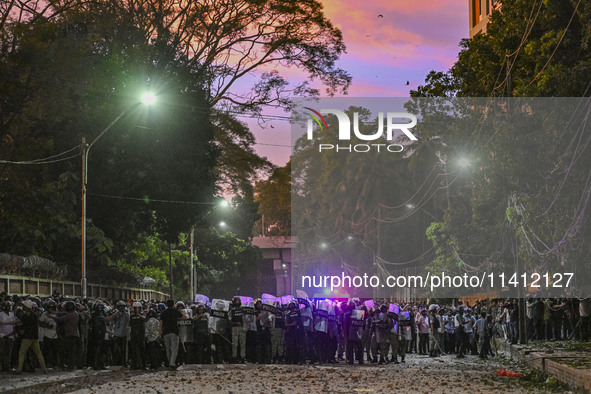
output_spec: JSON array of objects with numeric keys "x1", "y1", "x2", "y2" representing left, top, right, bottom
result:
[
  {"x1": 280, "y1": 295, "x2": 294, "y2": 305},
  {"x1": 209, "y1": 299, "x2": 230, "y2": 334},
  {"x1": 298, "y1": 298, "x2": 313, "y2": 331},
  {"x1": 241, "y1": 297, "x2": 257, "y2": 332},
  {"x1": 398, "y1": 311, "x2": 412, "y2": 341},
  {"x1": 314, "y1": 299, "x2": 330, "y2": 333},
  {"x1": 375, "y1": 312, "x2": 391, "y2": 343},
  {"x1": 260, "y1": 295, "x2": 277, "y2": 328},
  {"x1": 349, "y1": 309, "x2": 365, "y2": 341},
  {"x1": 194, "y1": 294, "x2": 210, "y2": 305},
  {"x1": 327, "y1": 300, "x2": 339, "y2": 337}
]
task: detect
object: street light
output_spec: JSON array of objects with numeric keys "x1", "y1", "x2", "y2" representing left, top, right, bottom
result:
[
  {"x1": 458, "y1": 157, "x2": 470, "y2": 168},
  {"x1": 189, "y1": 198, "x2": 230, "y2": 299},
  {"x1": 141, "y1": 92, "x2": 156, "y2": 106},
  {"x1": 81, "y1": 93, "x2": 156, "y2": 299}
]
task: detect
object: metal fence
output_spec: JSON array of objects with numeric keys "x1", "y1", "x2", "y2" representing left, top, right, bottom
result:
[{"x1": 0, "y1": 274, "x2": 169, "y2": 301}]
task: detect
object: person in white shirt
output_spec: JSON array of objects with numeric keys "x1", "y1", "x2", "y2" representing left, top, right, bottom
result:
[
  {"x1": 0, "y1": 301, "x2": 16, "y2": 372},
  {"x1": 39, "y1": 300, "x2": 59, "y2": 369}
]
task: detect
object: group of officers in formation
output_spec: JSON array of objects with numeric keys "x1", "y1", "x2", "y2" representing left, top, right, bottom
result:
[{"x1": 0, "y1": 291, "x2": 590, "y2": 374}]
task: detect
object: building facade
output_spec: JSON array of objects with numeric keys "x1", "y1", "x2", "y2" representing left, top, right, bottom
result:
[{"x1": 469, "y1": 0, "x2": 500, "y2": 38}]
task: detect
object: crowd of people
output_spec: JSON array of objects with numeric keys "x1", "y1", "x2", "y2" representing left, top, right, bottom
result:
[{"x1": 0, "y1": 291, "x2": 589, "y2": 375}]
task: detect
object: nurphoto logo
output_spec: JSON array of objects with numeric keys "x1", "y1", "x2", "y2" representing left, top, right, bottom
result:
[{"x1": 304, "y1": 107, "x2": 418, "y2": 153}]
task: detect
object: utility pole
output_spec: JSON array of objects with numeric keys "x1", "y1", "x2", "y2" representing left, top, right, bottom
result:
[
  {"x1": 506, "y1": 53, "x2": 513, "y2": 97},
  {"x1": 189, "y1": 227, "x2": 194, "y2": 301},
  {"x1": 169, "y1": 241, "x2": 174, "y2": 300},
  {"x1": 81, "y1": 137, "x2": 88, "y2": 299}
]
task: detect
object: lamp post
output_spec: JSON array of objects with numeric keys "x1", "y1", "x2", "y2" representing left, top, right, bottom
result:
[
  {"x1": 81, "y1": 93, "x2": 155, "y2": 299},
  {"x1": 188, "y1": 198, "x2": 229, "y2": 301}
]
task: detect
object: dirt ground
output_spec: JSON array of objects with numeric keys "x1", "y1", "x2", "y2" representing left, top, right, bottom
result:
[{"x1": 0, "y1": 352, "x2": 565, "y2": 394}]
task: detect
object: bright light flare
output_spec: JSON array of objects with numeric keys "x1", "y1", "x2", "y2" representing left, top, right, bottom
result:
[
  {"x1": 458, "y1": 158, "x2": 470, "y2": 168},
  {"x1": 140, "y1": 92, "x2": 156, "y2": 105}
]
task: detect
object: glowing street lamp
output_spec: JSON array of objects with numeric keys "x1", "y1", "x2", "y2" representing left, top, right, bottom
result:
[
  {"x1": 140, "y1": 92, "x2": 157, "y2": 106},
  {"x1": 458, "y1": 157, "x2": 470, "y2": 168},
  {"x1": 81, "y1": 92, "x2": 156, "y2": 299}
]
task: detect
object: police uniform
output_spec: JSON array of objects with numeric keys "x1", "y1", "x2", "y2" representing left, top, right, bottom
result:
[
  {"x1": 284, "y1": 304, "x2": 303, "y2": 363},
  {"x1": 375, "y1": 310, "x2": 393, "y2": 364},
  {"x1": 271, "y1": 306, "x2": 285, "y2": 363},
  {"x1": 344, "y1": 309, "x2": 364, "y2": 364},
  {"x1": 397, "y1": 311, "x2": 412, "y2": 363},
  {"x1": 229, "y1": 303, "x2": 246, "y2": 362}
]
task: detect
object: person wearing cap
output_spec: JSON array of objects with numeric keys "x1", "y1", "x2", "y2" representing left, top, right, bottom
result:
[{"x1": 3, "y1": 300, "x2": 49, "y2": 374}]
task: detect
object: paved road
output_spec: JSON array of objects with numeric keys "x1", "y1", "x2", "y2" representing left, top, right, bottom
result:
[{"x1": 0, "y1": 353, "x2": 553, "y2": 393}]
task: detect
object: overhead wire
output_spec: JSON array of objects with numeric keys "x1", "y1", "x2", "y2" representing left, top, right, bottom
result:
[
  {"x1": 0, "y1": 144, "x2": 81, "y2": 165},
  {"x1": 523, "y1": 0, "x2": 582, "y2": 90}
]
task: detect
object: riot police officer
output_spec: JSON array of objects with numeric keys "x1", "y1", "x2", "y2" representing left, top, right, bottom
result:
[
  {"x1": 229, "y1": 297, "x2": 245, "y2": 363},
  {"x1": 284, "y1": 301, "x2": 303, "y2": 364},
  {"x1": 375, "y1": 305, "x2": 393, "y2": 364},
  {"x1": 343, "y1": 301, "x2": 364, "y2": 365}
]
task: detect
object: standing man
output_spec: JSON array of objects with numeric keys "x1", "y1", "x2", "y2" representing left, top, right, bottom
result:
[
  {"x1": 0, "y1": 301, "x2": 16, "y2": 372},
  {"x1": 176, "y1": 302, "x2": 193, "y2": 366},
  {"x1": 428, "y1": 306, "x2": 442, "y2": 357},
  {"x1": 229, "y1": 297, "x2": 245, "y2": 363},
  {"x1": 284, "y1": 301, "x2": 303, "y2": 364},
  {"x1": 455, "y1": 307, "x2": 467, "y2": 358},
  {"x1": 159, "y1": 300, "x2": 183, "y2": 370},
  {"x1": 192, "y1": 304, "x2": 210, "y2": 364},
  {"x1": 129, "y1": 302, "x2": 146, "y2": 369},
  {"x1": 344, "y1": 302, "x2": 364, "y2": 365},
  {"x1": 39, "y1": 300, "x2": 59, "y2": 369},
  {"x1": 271, "y1": 301, "x2": 285, "y2": 363},
  {"x1": 375, "y1": 305, "x2": 393, "y2": 364},
  {"x1": 388, "y1": 304, "x2": 400, "y2": 364},
  {"x1": 417, "y1": 309, "x2": 430, "y2": 355},
  {"x1": 88, "y1": 302, "x2": 108, "y2": 370},
  {"x1": 50, "y1": 301, "x2": 79, "y2": 370},
  {"x1": 397, "y1": 306, "x2": 412, "y2": 363},
  {"x1": 12, "y1": 300, "x2": 48, "y2": 374},
  {"x1": 144, "y1": 310, "x2": 161, "y2": 369}
]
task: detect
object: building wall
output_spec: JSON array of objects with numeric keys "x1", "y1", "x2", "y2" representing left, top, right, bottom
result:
[
  {"x1": 469, "y1": 0, "x2": 500, "y2": 38},
  {"x1": 251, "y1": 236, "x2": 297, "y2": 297}
]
